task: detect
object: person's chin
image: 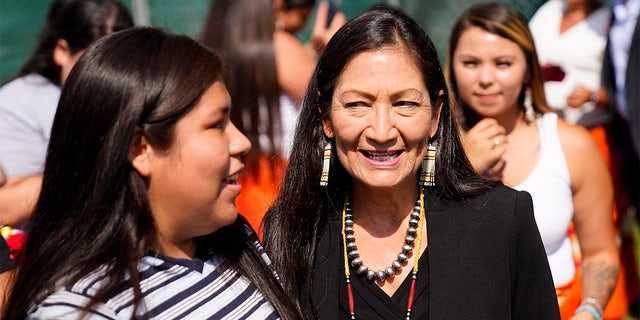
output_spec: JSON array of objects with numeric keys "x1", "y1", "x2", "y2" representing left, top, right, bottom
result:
[
  {"x1": 357, "y1": 175, "x2": 404, "y2": 190},
  {"x1": 213, "y1": 209, "x2": 239, "y2": 231}
]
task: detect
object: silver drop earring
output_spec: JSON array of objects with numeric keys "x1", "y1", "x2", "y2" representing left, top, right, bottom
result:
[{"x1": 524, "y1": 86, "x2": 535, "y2": 123}]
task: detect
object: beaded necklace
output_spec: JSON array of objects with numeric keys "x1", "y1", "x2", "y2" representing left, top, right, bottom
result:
[{"x1": 341, "y1": 187, "x2": 425, "y2": 320}]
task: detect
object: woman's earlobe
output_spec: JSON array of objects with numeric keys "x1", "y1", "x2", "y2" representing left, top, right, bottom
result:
[
  {"x1": 321, "y1": 119, "x2": 335, "y2": 139},
  {"x1": 129, "y1": 130, "x2": 152, "y2": 177}
]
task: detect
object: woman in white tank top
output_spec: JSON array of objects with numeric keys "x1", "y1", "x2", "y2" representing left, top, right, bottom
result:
[{"x1": 446, "y1": 3, "x2": 619, "y2": 320}]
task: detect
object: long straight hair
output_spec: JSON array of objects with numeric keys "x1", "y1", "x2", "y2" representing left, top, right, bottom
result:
[
  {"x1": 263, "y1": 5, "x2": 496, "y2": 309},
  {"x1": 445, "y1": 2, "x2": 553, "y2": 130},
  {"x1": 16, "y1": 0, "x2": 133, "y2": 85},
  {"x1": 4, "y1": 27, "x2": 300, "y2": 320}
]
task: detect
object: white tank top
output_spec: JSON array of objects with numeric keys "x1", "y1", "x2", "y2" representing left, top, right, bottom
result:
[{"x1": 514, "y1": 113, "x2": 575, "y2": 287}]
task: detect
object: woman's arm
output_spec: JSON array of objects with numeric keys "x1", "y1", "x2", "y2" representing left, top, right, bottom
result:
[
  {"x1": 273, "y1": 2, "x2": 345, "y2": 106},
  {"x1": 558, "y1": 120, "x2": 619, "y2": 319},
  {"x1": 273, "y1": 30, "x2": 317, "y2": 105}
]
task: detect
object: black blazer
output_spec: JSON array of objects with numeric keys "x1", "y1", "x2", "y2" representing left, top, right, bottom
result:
[{"x1": 307, "y1": 185, "x2": 560, "y2": 319}]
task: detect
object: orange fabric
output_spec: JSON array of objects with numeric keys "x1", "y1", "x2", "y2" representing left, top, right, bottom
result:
[
  {"x1": 557, "y1": 278, "x2": 581, "y2": 320},
  {"x1": 236, "y1": 155, "x2": 288, "y2": 240}
]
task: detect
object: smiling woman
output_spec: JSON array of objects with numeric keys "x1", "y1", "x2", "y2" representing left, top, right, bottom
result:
[
  {"x1": 322, "y1": 46, "x2": 437, "y2": 192},
  {"x1": 2, "y1": 27, "x2": 301, "y2": 320},
  {"x1": 263, "y1": 5, "x2": 560, "y2": 319}
]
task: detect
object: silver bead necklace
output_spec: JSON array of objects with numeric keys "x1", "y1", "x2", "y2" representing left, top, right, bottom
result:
[{"x1": 344, "y1": 198, "x2": 422, "y2": 282}]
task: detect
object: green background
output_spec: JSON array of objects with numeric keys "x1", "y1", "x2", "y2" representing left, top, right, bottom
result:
[{"x1": 0, "y1": 0, "x2": 548, "y2": 85}]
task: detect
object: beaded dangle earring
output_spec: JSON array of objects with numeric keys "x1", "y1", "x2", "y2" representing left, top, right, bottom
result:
[
  {"x1": 320, "y1": 142, "x2": 332, "y2": 186},
  {"x1": 524, "y1": 86, "x2": 535, "y2": 123},
  {"x1": 419, "y1": 144, "x2": 436, "y2": 187}
]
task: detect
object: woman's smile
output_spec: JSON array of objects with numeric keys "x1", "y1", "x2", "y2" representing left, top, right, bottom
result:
[{"x1": 360, "y1": 149, "x2": 403, "y2": 166}]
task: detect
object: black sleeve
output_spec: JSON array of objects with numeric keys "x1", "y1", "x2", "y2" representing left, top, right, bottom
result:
[{"x1": 510, "y1": 190, "x2": 561, "y2": 319}]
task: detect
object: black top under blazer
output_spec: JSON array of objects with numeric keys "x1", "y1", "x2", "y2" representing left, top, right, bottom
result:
[{"x1": 306, "y1": 185, "x2": 560, "y2": 320}]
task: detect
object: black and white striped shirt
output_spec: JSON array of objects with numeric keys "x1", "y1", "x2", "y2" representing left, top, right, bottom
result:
[{"x1": 28, "y1": 239, "x2": 279, "y2": 319}]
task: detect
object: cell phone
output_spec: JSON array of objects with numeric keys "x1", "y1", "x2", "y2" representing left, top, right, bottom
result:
[{"x1": 326, "y1": 0, "x2": 340, "y2": 28}]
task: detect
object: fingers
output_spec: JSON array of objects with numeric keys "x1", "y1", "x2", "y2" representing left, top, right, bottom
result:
[
  {"x1": 313, "y1": 2, "x2": 329, "y2": 31},
  {"x1": 566, "y1": 85, "x2": 591, "y2": 108},
  {"x1": 467, "y1": 118, "x2": 507, "y2": 149},
  {"x1": 462, "y1": 119, "x2": 508, "y2": 175},
  {"x1": 310, "y1": 2, "x2": 346, "y2": 51},
  {"x1": 491, "y1": 137, "x2": 501, "y2": 149},
  {"x1": 328, "y1": 11, "x2": 346, "y2": 31}
]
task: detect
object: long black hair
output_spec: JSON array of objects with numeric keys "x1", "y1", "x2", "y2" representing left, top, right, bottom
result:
[
  {"x1": 263, "y1": 5, "x2": 495, "y2": 308},
  {"x1": 4, "y1": 27, "x2": 300, "y2": 320},
  {"x1": 16, "y1": 0, "x2": 133, "y2": 85}
]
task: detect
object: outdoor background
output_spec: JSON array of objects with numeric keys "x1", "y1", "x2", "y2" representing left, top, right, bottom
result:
[
  {"x1": 0, "y1": 0, "x2": 549, "y2": 85},
  {"x1": 0, "y1": 1, "x2": 639, "y2": 318}
]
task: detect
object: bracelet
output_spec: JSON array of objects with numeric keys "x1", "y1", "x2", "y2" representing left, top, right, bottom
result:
[
  {"x1": 583, "y1": 297, "x2": 604, "y2": 315},
  {"x1": 576, "y1": 305, "x2": 603, "y2": 320}
]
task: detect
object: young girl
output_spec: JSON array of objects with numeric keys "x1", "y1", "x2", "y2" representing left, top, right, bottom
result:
[{"x1": 3, "y1": 27, "x2": 301, "y2": 320}]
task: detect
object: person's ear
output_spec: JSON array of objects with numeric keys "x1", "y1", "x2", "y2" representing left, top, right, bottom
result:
[
  {"x1": 129, "y1": 129, "x2": 152, "y2": 177},
  {"x1": 52, "y1": 39, "x2": 71, "y2": 67},
  {"x1": 321, "y1": 118, "x2": 334, "y2": 139},
  {"x1": 430, "y1": 90, "x2": 445, "y2": 138}
]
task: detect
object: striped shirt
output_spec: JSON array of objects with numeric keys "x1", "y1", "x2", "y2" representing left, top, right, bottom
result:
[{"x1": 28, "y1": 236, "x2": 279, "y2": 319}]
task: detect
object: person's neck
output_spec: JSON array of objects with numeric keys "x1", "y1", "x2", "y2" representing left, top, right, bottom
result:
[
  {"x1": 350, "y1": 183, "x2": 419, "y2": 235},
  {"x1": 492, "y1": 107, "x2": 525, "y2": 134},
  {"x1": 154, "y1": 234, "x2": 197, "y2": 260}
]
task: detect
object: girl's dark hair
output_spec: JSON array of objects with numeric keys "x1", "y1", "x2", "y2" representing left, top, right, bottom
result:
[
  {"x1": 445, "y1": 2, "x2": 552, "y2": 129},
  {"x1": 263, "y1": 5, "x2": 495, "y2": 310},
  {"x1": 198, "y1": 0, "x2": 283, "y2": 168},
  {"x1": 4, "y1": 27, "x2": 299, "y2": 320},
  {"x1": 17, "y1": 0, "x2": 134, "y2": 85}
]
